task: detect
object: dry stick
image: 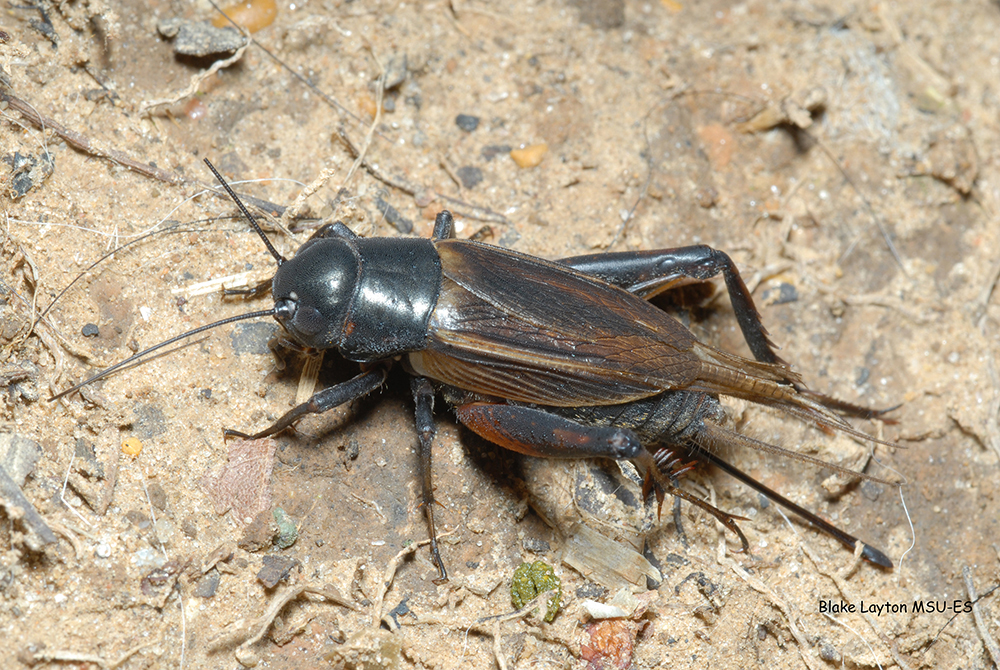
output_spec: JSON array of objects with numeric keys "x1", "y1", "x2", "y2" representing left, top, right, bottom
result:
[
  {"x1": 27, "y1": 640, "x2": 159, "y2": 670},
  {"x1": 216, "y1": 584, "x2": 355, "y2": 653},
  {"x1": 45, "y1": 518, "x2": 82, "y2": 557},
  {"x1": 1, "y1": 93, "x2": 182, "y2": 184},
  {"x1": 974, "y1": 244, "x2": 1000, "y2": 324},
  {"x1": 374, "y1": 538, "x2": 429, "y2": 628},
  {"x1": 413, "y1": 588, "x2": 570, "y2": 670},
  {"x1": 337, "y1": 128, "x2": 425, "y2": 197},
  {"x1": 97, "y1": 442, "x2": 121, "y2": 516},
  {"x1": 2, "y1": 221, "x2": 97, "y2": 385},
  {"x1": 962, "y1": 565, "x2": 1000, "y2": 669},
  {"x1": 373, "y1": 534, "x2": 454, "y2": 628},
  {"x1": 414, "y1": 588, "x2": 561, "y2": 630},
  {"x1": 280, "y1": 165, "x2": 338, "y2": 231},
  {"x1": 980, "y1": 335, "x2": 1000, "y2": 463},
  {"x1": 336, "y1": 47, "x2": 386, "y2": 232},
  {"x1": 139, "y1": 38, "x2": 250, "y2": 115}
]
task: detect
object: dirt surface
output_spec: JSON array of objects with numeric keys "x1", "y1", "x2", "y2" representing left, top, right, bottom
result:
[{"x1": 2, "y1": 0, "x2": 1000, "y2": 668}]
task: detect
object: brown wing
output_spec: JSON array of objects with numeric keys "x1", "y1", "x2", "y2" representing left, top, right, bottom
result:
[
  {"x1": 407, "y1": 239, "x2": 885, "y2": 444},
  {"x1": 406, "y1": 240, "x2": 728, "y2": 406}
]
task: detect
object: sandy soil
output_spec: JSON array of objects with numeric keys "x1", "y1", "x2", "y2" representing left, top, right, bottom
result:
[{"x1": 2, "y1": 0, "x2": 999, "y2": 668}]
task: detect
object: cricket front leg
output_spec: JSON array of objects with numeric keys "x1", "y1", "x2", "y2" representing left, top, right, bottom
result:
[{"x1": 224, "y1": 366, "x2": 388, "y2": 439}]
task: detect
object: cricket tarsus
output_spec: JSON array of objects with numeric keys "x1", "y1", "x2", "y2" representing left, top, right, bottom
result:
[{"x1": 696, "y1": 446, "x2": 893, "y2": 568}]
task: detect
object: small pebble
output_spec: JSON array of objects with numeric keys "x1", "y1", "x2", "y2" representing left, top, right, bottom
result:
[
  {"x1": 193, "y1": 568, "x2": 221, "y2": 598},
  {"x1": 95, "y1": 542, "x2": 111, "y2": 558},
  {"x1": 510, "y1": 143, "x2": 548, "y2": 168},
  {"x1": 211, "y1": 0, "x2": 278, "y2": 33},
  {"x1": 481, "y1": 144, "x2": 511, "y2": 161},
  {"x1": 163, "y1": 20, "x2": 245, "y2": 57},
  {"x1": 272, "y1": 508, "x2": 298, "y2": 549},
  {"x1": 238, "y1": 510, "x2": 277, "y2": 552},
  {"x1": 819, "y1": 642, "x2": 841, "y2": 662},
  {"x1": 81, "y1": 323, "x2": 99, "y2": 337},
  {"x1": 455, "y1": 114, "x2": 480, "y2": 132},
  {"x1": 154, "y1": 519, "x2": 175, "y2": 545},
  {"x1": 182, "y1": 519, "x2": 199, "y2": 539},
  {"x1": 761, "y1": 282, "x2": 798, "y2": 305},
  {"x1": 257, "y1": 555, "x2": 299, "y2": 588},
  {"x1": 522, "y1": 536, "x2": 551, "y2": 554},
  {"x1": 147, "y1": 481, "x2": 168, "y2": 511},
  {"x1": 122, "y1": 437, "x2": 143, "y2": 456},
  {"x1": 456, "y1": 166, "x2": 483, "y2": 189}
]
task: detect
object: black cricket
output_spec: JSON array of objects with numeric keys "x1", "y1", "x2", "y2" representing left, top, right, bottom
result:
[{"x1": 54, "y1": 159, "x2": 898, "y2": 579}]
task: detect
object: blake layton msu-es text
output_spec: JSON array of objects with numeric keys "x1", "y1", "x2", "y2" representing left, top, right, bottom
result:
[{"x1": 819, "y1": 599, "x2": 973, "y2": 616}]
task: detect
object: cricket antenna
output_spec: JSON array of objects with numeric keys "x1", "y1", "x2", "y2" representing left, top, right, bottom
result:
[
  {"x1": 49, "y1": 309, "x2": 277, "y2": 401},
  {"x1": 203, "y1": 158, "x2": 286, "y2": 266}
]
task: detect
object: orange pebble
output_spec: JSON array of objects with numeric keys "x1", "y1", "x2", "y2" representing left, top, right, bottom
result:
[
  {"x1": 211, "y1": 0, "x2": 278, "y2": 33},
  {"x1": 510, "y1": 143, "x2": 548, "y2": 168},
  {"x1": 183, "y1": 97, "x2": 208, "y2": 121},
  {"x1": 122, "y1": 437, "x2": 143, "y2": 456},
  {"x1": 356, "y1": 92, "x2": 378, "y2": 119}
]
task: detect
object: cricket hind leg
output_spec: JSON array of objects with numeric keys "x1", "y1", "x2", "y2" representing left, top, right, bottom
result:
[
  {"x1": 559, "y1": 245, "x2": 787, "y2": 370},
  {"x1": 451, "y1": 399, "x2": 747, "y2": 548},
  {"x1": 637, "y1": 445, "x2": 752, "y2": 555},
  {"x1": 689, "y1": 421, "x2": 894, "y2": 567},
  {"x1": 560, "y1": 247, "x2": 899, "y2": 421}
]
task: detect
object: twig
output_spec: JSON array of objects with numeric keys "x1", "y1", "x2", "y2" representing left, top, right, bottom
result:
[
  {"x1": 1, "y1": 92, "x2": 182, "y2": 184},
  {"x1": 59, "y1": 454, "x2": 91, "y2": 528},
  {"x1": 374, "y1": 538, "x2": 431, "y2": 627},
  {"x1": 0, "y1": 463, "x2": 57, "y2": 549},
  {"x1": 337, "y1": 47, "x2": 386, "y2": 201},
  {"x1": 212, "y1": 584, "x2": 355, "y2": 654},
  {"x1": 493, "y1": 619, "x2": 508, "y2": 670},
  {"x1": 975, "y1": 253, "x2": 1000, "y2": 325},
  {"x1": 337, "y1": 128, "x2": 424, "y2": 196},
  {"x1": 97, "y1": 440, "x2": 121, "y2": 516},
  {"x1": 45, "y1": 518, "x2": 82, "y2": 558},
  {"x1": 414, "y1": 588, "x2": 560, "y2": 629},
  {"x1": 280, "y1": 165, "x2": 338, "y2": 231},
  {"x1": 139, "y1": 38, "x2": 251, "y2": 114},
  {"x1": 25, "y1": 640, "x2": 159, "y2": 669},
  {"x1": 962, "y1": 566, "x2": 1000, "y2": 669}
]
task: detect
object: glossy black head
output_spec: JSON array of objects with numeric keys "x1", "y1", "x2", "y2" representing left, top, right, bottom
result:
[
  {"x1": 271, "y1": 236, "x2": 361, "y2": 349},
  {"x1": 271, "y1": 233, "x2": 443, "y2": 362}
]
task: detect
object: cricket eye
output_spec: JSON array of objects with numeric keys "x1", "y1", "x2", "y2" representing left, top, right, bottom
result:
[{"x1": 274, "y1": 297, "x2": 296, "y2": 322}]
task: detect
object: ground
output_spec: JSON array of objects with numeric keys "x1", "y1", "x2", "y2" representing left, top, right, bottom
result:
[{"x1": 1, "y1": 0, "x2": 999, "y2": 668}]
